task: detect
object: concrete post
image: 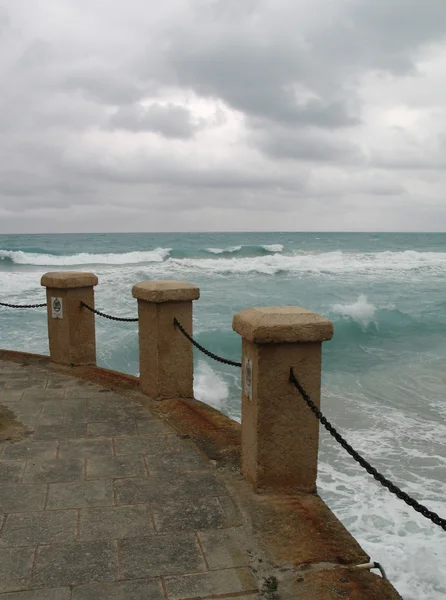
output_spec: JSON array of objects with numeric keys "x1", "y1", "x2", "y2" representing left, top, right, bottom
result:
[
  {"x1": 132, "y1": 280, "x2": 200, "y2": 399},
  {"x1": 41, "y1": 272, "x2": 98, "y2": 367},
  {"x1": 232, "y1": 306, "x2": 333, "y2": 494}
]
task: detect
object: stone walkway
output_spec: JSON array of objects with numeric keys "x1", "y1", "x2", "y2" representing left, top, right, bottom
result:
[{"x1": 0, "y1": 360, "x2": 259, "y2": 599}]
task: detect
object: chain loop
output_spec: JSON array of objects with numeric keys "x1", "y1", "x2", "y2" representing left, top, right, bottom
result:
[
  {"x1": 80, "y1": 301, "x2": 138, "y2": 322},
  {"x1": 174, "y1": 318, "x2": 242, "y2": 367},
  {"x1": 290, "y1": 368, "x2": 446, "y2": 532},
  {"x1": 0, "y1": 301, "x2": 47, "y2": 309}
]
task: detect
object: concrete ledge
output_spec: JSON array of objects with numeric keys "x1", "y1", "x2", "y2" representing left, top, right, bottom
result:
[
  {"x1": 41, "y1": 272, "x2": 99, "y2": 289},
  {"x1": 292, "y1": 566, "x2": 400, "y2": 599},
  {"x1": 233, "y1": 306, "x2": 334, "y2": 343},
  {"x1": 132, "y1": 280, "x2": 200, "y2": 303}
]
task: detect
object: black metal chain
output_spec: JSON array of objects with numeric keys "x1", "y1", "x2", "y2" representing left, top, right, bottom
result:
[
  {"x1": 0, "y1": 301, "x2": 47, "y2": 309},
  {"x1": 174, "y1": 318, "x2": 242, "y2": 367},
  {"x1": 290, "y1": 368, "x2": 446, "y2": 531},
  {"x1": 80, "y1": 301, "x2": 138, "y2": 322}
]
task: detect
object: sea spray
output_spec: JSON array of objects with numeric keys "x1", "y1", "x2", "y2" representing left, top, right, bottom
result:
[
  {"x1": 194, "y1": 361, "x2": 229, "y2": 410},
  {"x1": 332, "y1": 294, "x2": 376, "y2": 327}
]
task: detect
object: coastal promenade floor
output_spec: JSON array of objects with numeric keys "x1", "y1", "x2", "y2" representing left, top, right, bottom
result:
[{"x1": 0, "y1": 359, "x2": 259, "y2": 599}]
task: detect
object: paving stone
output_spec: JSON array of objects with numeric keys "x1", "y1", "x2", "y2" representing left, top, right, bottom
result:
[
  {"x1": 22, "y1": 389, "x2": 65, "y2": 402},
  {"x1": 114, "y1": 473, "x2": 226, "y2": 504},
  {"x1": 210, "y1": 596, "x2": 258, "y2": 600},
  {"x1": 113, "y1": 435, "x2": 170, "y2": 456},
  {"x1": 86, "y1": 420, "x2": 137, "y2": 438},
  {"x1": 136, "y1": 418, "x2": 168, "y2": 434},
  {"x1": 59, "y1": 439, "x2": 113, "y2": 459},
  {"x1": 65, "y1": 388, "x2": 102, "y2": 399},
  {"x1": 65, "y1": 405, "x2": 115, "y2": 424},
  {"x1": 72, "y1": 579, "x2": 164, "y2": 600},
  {"x1": 0, "y1": 546, "x2": 35, "y2": 593},
  {"x1": 168, "y1": 437, "x2": 207, "y2": 456},
  {"x1": 0, "y1": 391, "x2": 24, "y2": 404},
  {"x1": 2, "y1": 440, "x2": 58, "y2": 461},
  {"x1": 0, "y1": 364, "x2": 20, "y2": 373},
  {"x1": 152, "y1": 497, "x2": 227, "y2": 532},
  {"x1": 217, "y1": 495, "x2": 244, "y2": 527},
  {"x1": 34, "y1": 424, "x2": 86, "y2": 441},
  {"x1": 1, "y1": 510, "x2": 77, "y2": 546},
  {"x1": 0, "y1": 460, "x2": 25, "y2": 483},
  {"x1": 0, "y1": 589, "x2": 71, "y2": 599},
  {"x1": 28, "y1": 371, "x2": 49, "y2": 382},
  {"x1": 79, "y1": 505, "x2": 152, "y2": 541},
  {"x1": 119, "y1": 533, "x2": 205, "y2": 578},
  {"x1": 198, "y1": 530, "x2": 249, "y2": 569},
  {"x1": 0, "y1": 484, "x2": 47, "y2": 513},
  {"x1": 15, "y1": 400, "x2": 44, "y2": 415},
  {"x1": 86, "y1": 455, "x2": 145, "y2": 480},
  {"x1": 145, "y1": 452, "x2": 210, "y2": 474},
  {"x1": 23, "y1": 458, "x2": 84, "y2": 483},
  {"x1": 40, "y1": 404, "x2": 67, "y2": 420},
  {"x1": 47, "y1": 480, "x2": 114, "y2": 509},
  {"x1": 32, "y1": 541, "x2": 117, "y2": 587},
  {"x1": 165, "y1": 568, "x2": 258, "y2": 600},
  {"x1": 14, "y1": 416, "x2": 40, "y2": 429},
  {"x1": 7, "y1": 380, "x2": 44, "y2": 391},
  {"x1": 47, "y1": 378, "x2": 89, "y2": 389}
]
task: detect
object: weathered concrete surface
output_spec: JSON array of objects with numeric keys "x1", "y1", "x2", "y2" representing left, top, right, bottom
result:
[
  {"x1": 132, "y1": 280, "x2": 200, "y2": 303},
  {"x1": 41, "y1": 272, "x2": 98, "y2": 367},
  {"x1": 233, "y1": 307, "x2": 334, "y2": 494},
  {"x1": 0, "y1": 352, "x2": 402, "y2": 599},
  {"x1": 233, "y1": 306, "x2": 334, "y2": 343},
  {"x1": 132, "y1": 280, "x2": 200, "y2": 399}
]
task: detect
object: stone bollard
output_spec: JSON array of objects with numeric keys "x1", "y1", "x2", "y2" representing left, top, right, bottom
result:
[
  {"x1": 233, "y1": 306, "x2": 333, "y2": 494},
  {"x1": 132, "y1": 280, "x2": 200, "y2": 399},
  {"x1": 41, "y1": 272, "x2": 98, "y2": 366}
]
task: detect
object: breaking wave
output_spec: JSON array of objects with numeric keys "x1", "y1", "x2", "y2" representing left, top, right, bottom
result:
[
  {"x1": 204, "y1": 243, "x2": 284, "y2": 257},
  {"x1": 0, "y1": 248, "x2": 171, "y2": 266},
  {"x1": 1, "y1": 247, "x2": 446, "y2": 276}
]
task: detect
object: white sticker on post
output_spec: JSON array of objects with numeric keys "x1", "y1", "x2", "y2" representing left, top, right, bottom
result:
[
  {"x1": 243, "y1": 356, "x2": 253, "y2": 401},
  {"x1": 51, "y1": 297, "x2": 63, "y2": 319}
]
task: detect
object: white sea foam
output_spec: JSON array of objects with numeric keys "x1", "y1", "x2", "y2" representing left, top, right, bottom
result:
[
  {"x1": 261, "y1": 244, "x2": 284, "y2": 252},
  {"x1": 0, "y1": 248, "x2": 171, "y2": 266},
  {"x1": 163, "y1": 250, "x2": 446, "y2": 277},
  {"x1": 332, "y1": 294, "x2": 377, "y2": 326},
  {"x1": 2, "y1": 248, "x2": 446, "y2": 275},
  {"x1": 194, "y1": 361, "x2": 229, "y2": 410},
  {"x1": 205, "y1": 246, "x2": 242, "y2": 254}
]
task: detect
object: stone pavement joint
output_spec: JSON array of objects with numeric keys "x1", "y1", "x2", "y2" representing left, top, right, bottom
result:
[{"x1": 0, "y1": 359, "x2": 260, "y2": 599}]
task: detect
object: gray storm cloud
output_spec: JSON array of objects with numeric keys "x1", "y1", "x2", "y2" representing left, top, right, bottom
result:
[{"x1": 1, "y1": 0, "x2": 446, "y2": 232}]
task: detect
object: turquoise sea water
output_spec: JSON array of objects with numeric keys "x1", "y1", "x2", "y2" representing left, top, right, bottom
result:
[{"x1": 1, "y1": 231, "x2": 446, "y2": 599}]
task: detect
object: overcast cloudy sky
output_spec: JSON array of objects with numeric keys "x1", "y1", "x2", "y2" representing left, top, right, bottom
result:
[{"x1": 1, "y1": 0, "x2": 446, "y2": 233}]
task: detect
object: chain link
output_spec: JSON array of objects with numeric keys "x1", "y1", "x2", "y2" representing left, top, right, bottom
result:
[
  {"x1": 290, "y1": 368, "x2": 446, "y2": 531},
  {"x1": 80, "y1": 301, "x2": 138, "y2": 322},
  {"x1": 174, "y1": 318, "x2": 242, "y2": 367},
  {"x1": 0, "y1": 301, "x2": 47, "y2": 309}
]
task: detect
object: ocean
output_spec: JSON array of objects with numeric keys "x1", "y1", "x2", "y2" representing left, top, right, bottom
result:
[{"x1": 1, "y1": 231, "x2": 445, "y2": 599}]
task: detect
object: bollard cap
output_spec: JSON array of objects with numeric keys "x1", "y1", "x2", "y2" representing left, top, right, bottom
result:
[
  {"x1": 41, "y1": 272, "x2": 98, "y2": 289},
  {"x1": 132, "y1": 280, "x2": 200, "y2": 303},
  {"x1": 233, "y1": 306, "x2": 333, "y2": 343}
]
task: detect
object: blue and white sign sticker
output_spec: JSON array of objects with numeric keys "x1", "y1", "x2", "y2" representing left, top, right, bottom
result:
[
  {"x1": 243, "y1": 356, "x2": 253, "y2": 401},
  {"x1": 51, "y1": 297, "x2": 63, "y2": 319}
]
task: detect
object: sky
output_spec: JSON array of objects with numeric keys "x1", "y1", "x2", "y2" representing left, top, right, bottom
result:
[{"x1": 1, "y1": 0, "x2": 446, "y2": 233}]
